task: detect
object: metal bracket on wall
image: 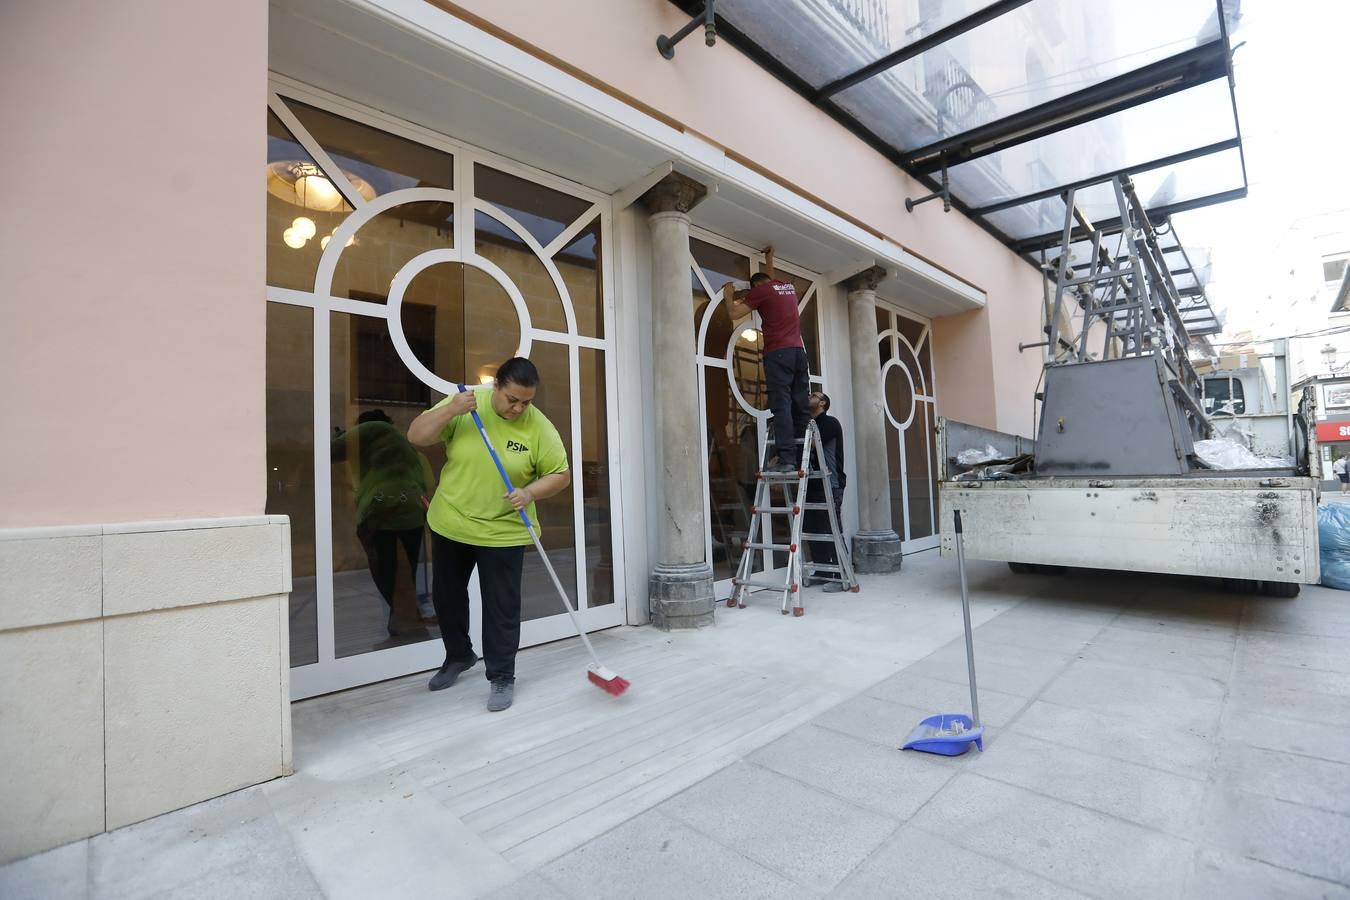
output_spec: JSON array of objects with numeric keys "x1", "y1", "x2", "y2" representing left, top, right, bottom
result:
[
  {"x1": 658, "y1": 1, "x2": 717, "y2": 59},
  {"x1": 905, "y1": 157, "x2": 951, "y2": 213}
]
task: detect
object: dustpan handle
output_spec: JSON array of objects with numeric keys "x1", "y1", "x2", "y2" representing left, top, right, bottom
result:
[{"x1": 954, "y1": 509, "x2": 980, "y2": 728}]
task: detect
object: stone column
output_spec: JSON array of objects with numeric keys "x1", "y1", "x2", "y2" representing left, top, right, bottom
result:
[
  {"x1": 640, "y1": 173, "x2": 715, "y2": 629},
  {"x1": 846, "y1": 267, "x2": 904, "y2": 573}
]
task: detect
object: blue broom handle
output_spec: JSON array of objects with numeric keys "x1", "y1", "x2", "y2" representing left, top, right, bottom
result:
[{"x1": 457, "y1": 384, "x2": 532, "y2": 529}]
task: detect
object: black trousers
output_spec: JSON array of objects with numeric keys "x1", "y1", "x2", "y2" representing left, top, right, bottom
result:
[
  {"x1": 764, "y1": 346, "x2": 811, "y2": 465},
  {"x1": 356, "y1": 525, "x2": 424, "y2": 615},
  {"x1": 805, "y1": 489, "x2": 845, "y2": 568},
  {"x1": 431, "y1": 532, "x2": 525, "y2": 681}
]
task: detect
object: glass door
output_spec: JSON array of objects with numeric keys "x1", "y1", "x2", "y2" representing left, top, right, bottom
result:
[
  {"x1": 876, "y1": 304, "x2": 939, "y2": 554},
  {"x1": 688, "y1": 231, "x2": 828, "y2": 594},
  {"x1": 264, "y1": 79, "x2": 624, "y2": 699}
]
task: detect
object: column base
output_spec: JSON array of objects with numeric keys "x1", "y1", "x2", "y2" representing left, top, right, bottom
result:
[
  {"x1": 852, "y1": 530, "x2": 903, "y2": 574},
  {"x1": 648, "y1": 562, "x2": 716, "y2": 630}
]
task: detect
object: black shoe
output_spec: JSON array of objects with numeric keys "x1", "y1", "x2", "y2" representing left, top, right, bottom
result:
[
  {"x1": 487, "y1": 678, "x2": 515, "y2": 712},
  {"x1": 428, "y1": 655, "x2": 478, "y2": 691}
]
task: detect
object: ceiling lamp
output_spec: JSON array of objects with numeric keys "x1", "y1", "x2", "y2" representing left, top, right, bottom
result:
[
  {"x1": 265, "y1": 161, "x2": 375, "y2": 212},
  {"x1": 292, "y1": 217, "x2": 316, "y2": 240},
  {"x1": 282, "y1": 227, "x2": 307, "y2": 250},
  {"x1": 739, "y1": 327, "x2": 759, "y2": 344}
]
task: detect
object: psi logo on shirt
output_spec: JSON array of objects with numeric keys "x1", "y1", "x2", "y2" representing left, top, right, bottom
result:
[{"x1": 506, "y1": 440, "x2": 530, "y2": 453}]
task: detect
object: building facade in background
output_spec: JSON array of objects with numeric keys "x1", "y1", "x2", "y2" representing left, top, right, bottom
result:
[{"x1": 2, "y1": 0, "x2": 1056, "y2": 861}]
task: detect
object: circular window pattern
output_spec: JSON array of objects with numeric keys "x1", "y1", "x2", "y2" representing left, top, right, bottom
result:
[
  {"x1": 883, "y1": 359, "x2": 916, "y2": 429},
  {"x1": 727, "y1": 326, "x2": 769, "y2": 414},
  {"x1": 397, "y1": 261, "x2": 522, "y2": 388}
]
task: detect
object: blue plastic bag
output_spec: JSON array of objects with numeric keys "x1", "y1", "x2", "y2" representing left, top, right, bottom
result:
[{"x1": 1318, "y1": 503, "x2": 1350, "y2": 590}]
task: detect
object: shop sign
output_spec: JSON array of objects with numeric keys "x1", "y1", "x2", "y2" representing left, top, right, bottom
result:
[
  {"x1": 1316, "y1": 421, "x2": 1350, "y2": 442},
  {"x1": 1326, "y1": 384, "x2": 1350, "y2": 409}
]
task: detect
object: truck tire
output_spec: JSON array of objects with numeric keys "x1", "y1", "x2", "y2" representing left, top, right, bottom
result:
[
  {"x1": 1032, "y1": 564, "x2": 1068, "y2": 575},
  {"x1": 1221, "y1": 577, "x2": 1258, "y2": 594},
  {"x1": 1008, "y1": 562, "x2": 1031, "y2": 574},
  {"x1": 1259, "y1": 580, "x2": 1301, "y2": 598}
]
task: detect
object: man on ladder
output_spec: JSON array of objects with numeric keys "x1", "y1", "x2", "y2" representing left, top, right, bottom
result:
[
  {"x1": 722, "y1": 247, "x2": 811, "y2": 474},
  {"x1": 723, "y1": 251, "x2": 858, "y2": 615}
]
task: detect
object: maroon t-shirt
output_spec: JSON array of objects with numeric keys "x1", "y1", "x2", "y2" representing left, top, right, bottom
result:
[{"x1": 743, "y1": 279, "x2": 803, "y2": 352}]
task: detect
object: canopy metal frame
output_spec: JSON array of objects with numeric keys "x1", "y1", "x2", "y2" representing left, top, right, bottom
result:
[{"x1": 665, "y1": 0, "x2": 1247, "y2": 264}]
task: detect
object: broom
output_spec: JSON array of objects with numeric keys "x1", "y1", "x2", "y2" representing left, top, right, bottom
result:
[{"x1": 457, "y1": 384, "x2": 630, "y2": 696}]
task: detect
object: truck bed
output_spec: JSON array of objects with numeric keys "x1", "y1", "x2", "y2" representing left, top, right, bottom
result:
[{"x1": 938, "y1": 476, "x2": 1320, "y2": 585}]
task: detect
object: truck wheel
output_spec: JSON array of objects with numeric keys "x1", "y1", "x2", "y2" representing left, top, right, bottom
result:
[
  {"x1": 1259, "y1": 581, "x2": 1301, "y2": 598},
  {"x1": 1221, "y1": 577, "x2": 1258, "y2": 594},
  {"x1": 1008, "y1": 562, "x2": 1031, "y2": 574},
  {"x1": 1032, "y1": 564, "x2": 1068, "y2": 576}
]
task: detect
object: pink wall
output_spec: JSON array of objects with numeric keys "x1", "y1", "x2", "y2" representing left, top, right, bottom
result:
[
  {"x1": 0, "y1": 1, "x2": 268, "y2": 527},
  {"x1": 445, "y1": 0, "x2": 1046, "y2": 435}
]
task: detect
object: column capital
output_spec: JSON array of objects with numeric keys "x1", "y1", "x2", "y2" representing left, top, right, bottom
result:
[
  {"x1": 843, "y1": 266, "x2": 889, "y2": 295},
  {"x1": 638, "y1": 172, "x2": 709, "y2": 215}
]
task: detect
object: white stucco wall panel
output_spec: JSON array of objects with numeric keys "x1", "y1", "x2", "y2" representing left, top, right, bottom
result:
[
  {"x1": 102, "y1": 522, "x2": 290, "y2": 617},
  {"x1": 104, "y1": 596, "x2": 287, "y2": 830},
  {"x1": 0, "y1": 530, "x2": 102, "y2": 631},
  {"x1": 0, "y1": 620, "x2": 104, "y2": 864}
]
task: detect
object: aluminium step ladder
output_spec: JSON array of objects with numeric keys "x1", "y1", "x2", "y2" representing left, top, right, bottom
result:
[{"x1": 727, "y1": 419, "x2": 858, "y2": 616}]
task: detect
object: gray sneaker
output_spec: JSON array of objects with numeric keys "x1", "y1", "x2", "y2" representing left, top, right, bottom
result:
[
  {"x1": 487, "y1": 678, "x2": 515, "y2": 712},
  {"x1": 428, "y1": 655, "x2": 477, "y2": 691}
]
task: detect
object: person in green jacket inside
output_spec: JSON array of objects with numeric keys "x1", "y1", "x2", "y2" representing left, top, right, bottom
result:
[
  {"x1": 331, "y1": 409, "x2": 436, "y2": 640},
  {"x1": 408, "y1": 357, "x2": 571, "y2": 713}
]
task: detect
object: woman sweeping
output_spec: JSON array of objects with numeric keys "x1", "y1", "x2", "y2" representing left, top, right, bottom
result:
[{"x1": 407, "y1": 357, "x2": 570, "y2": 712}]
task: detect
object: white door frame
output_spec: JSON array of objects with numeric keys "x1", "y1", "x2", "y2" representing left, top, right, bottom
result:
[
  {"x1": 876, "y1": 301, "x2": 940, "y2": 554},
  {"x1": 267, "y1": 74, "x2": 626, "y2": 699},
  {"x1": 687, "y1": 227, "x2": 829, "y2": 596}
]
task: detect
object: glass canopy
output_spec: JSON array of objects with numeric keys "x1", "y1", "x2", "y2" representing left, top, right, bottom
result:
[{"x1": 672, "y1": 0, "x2": 1246, "y2": 255}]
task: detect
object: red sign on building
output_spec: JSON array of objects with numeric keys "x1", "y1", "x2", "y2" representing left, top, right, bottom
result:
[{"x1": 1316, "y1": 421, "x2": 1350, "y2": 443}]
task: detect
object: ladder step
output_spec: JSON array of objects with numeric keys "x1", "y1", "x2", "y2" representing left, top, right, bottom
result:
[
  {"x1": 755, "y1": 506, "x2": 800, "y2": 514},
  {"x1": 799, "y1": 532, "x2": 842, "y2": 541},
  {"x1": 744, "y1": 541, "x2": 793, "y2": 552},
  {"x1": 805, "y1": 563, "x2": 843, "y2": 573},
  {"x1": 736, "y1": 578, "x2": 797, "y2": 591}
]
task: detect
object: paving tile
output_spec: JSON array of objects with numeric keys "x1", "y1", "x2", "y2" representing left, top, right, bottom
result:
[
  {"x1": 1109, "y1": 611, "x2": 1238, "y2": 645},
  {"x1": 829, "y1": 825, "x2": 1089, "y2": 900},
  {"x1": 1079, "y1": 625, "x2": 1235, "y2": 681},
  {"x1": 268, "y1": 769, "x2": 517, "y2": 900},
  {"x1": 1243, "y1": 601, "x2": 1350, "y2": 639},
  {"x1": 540, "y1": 809, "x2": 806, "y2": 900},
  {"x1": 1226, "y1": 666, "x2": 1350, "y2": 729},
  {"x1": 1037, "y1": 659, "x2": 1225, "y2": 738},
  {"x1": 89, "y1": 788, "x2": 317, "y2": 900},
  {"x1": 1216, "y1": 743, "x2": 1350, "y2": 815},
  {"x1": 480, "y1": 873, "x2": 569, "y2": 900},
  {"x1": 1237, "y1": 631, "x2": 1350, "y2": 674},
  {"x1": 0, "y1": 839, "x2": 88, "y2": 900},
  {"x1": 970, "y1": 618, "x2": 1101, "y2": 654},
  {"x1": 1202, "y1": 788, "x2": 1350, "y2": 885},
  {"x1": 1221, "y1": 709, "x2": 1350, "y2": 765},
  {"x1": 1009, "y1": 699, "x2": 1216, "y2": 780},
  {"x1": 908, "y1": 638, "x2": 1074, "y2": 699},
  {"x1": 814, "y1": 693, "x2": 932, "y2": 749},
  {"x1": 659, "y1": 762, "x2": 897, "y2": 893},
  {"x1": 1186, "y1": 847, "x2": 1350, "y2": 900},
  {"x1": 911, "y1": 774, "x2": 1195, "y2": 899},
  {"x1": 865, "y1": 671, "x2": 1027, "y2": 727},
  {"x1": 967, "y1": 732, "x2": 1207, "y2": 836},
  {"x1": 749, "y1": 724, "x2": 955, "y2": 820}
]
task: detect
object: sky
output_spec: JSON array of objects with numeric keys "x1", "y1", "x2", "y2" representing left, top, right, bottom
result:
[{"x1": 1171, "y1": 0, "x2": 1350, "y2": 339}]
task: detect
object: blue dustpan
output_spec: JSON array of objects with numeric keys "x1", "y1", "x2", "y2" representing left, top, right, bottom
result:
[
  {"x1": 901, "y1": 713, "x2": 984, "y2": 756},
  {"x1": 902, "y1": 511, "x2": 985, "y2": 758}
]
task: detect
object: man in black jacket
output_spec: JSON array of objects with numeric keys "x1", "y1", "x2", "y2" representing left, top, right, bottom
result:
[{"x1": 804, "y1": 390, "x2": 847, "y2": 591}]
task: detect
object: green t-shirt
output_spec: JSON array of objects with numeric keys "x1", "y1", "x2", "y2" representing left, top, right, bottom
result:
[
  {"x1": 331, "y1": 421, "x2": 434, "y2": 531},
  {"x1": 426, "y1": 387, "x2": 570, "y2": 547}
]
